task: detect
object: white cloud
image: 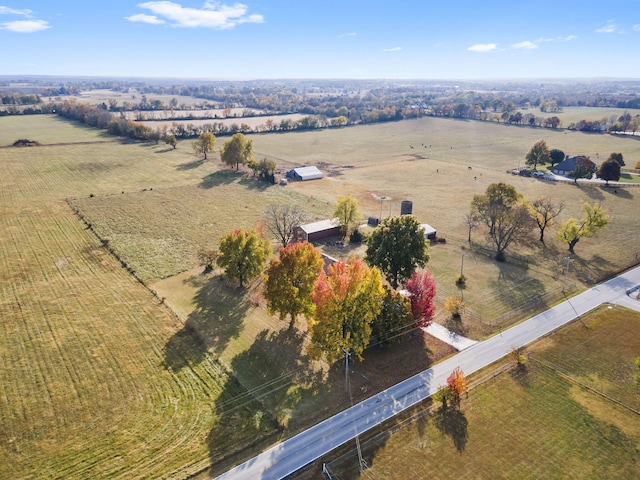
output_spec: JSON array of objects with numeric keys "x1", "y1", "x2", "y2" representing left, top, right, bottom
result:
[
  {"x1": 125, "y1": 13, "x2": 165, "y2": 24},
  {"x1": 468, "y1": 43, "x2": 497, "y2": 53},
  {"x1": 512, "y1": 40, "x2": 538, "y2": 50},
  {"x1": 383, "y1": 46, "x2": 402, "y2": 52},
  {"x1": 339, "y1": 32, "x2": 356, "y2": 37},
  {"x1": 596, "y1": 21, "x2": 618, "y2": 33},
  {"x1": 1, "y1": 19, "x2": 50, "y2": 33},
  {"x1": 558, "y1": 35, "x2": 577, "y2": 41},
  {"x1": 133, "y1": 1, "x2": 264, "y2": 29},
  {"x1": 0, "y1": 6, "x2": 32, "y2": 15},
  {"x1": 634, "y1": 24, "x2": 640, "y2": 32}
]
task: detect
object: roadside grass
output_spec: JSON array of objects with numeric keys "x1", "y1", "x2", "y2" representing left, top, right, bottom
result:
[{"x1": 327, "y1": 307, "x2": 640, "y2": 480}]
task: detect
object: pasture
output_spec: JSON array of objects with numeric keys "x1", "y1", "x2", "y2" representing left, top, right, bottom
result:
[
  {"x1": 1, "y1": 112, "x2": 639, "y2": 478},
  {"x1": 326, "y1": 306, "x2": 640, "y2": 479}
]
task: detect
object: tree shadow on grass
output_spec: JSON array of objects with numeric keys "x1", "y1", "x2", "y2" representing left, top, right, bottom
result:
[
  {"x1": 200, "y1": 170, "x2": 243, "y2": 189},
  {"x1": 433, "y1": 405, "x2": 469, "y2": 452},
  {"x1": 207, "y1": 327, "x2": 316, "y2": 477},
  {"x1": 493, "y1": 261, "x2": 546, "y2": 311},
  {"x1": 175, "y1": 158, "x2": 205, "y2": 170},
  {"x1": 230, "y1": 327, "x2": 319, "y2": 425},
  {"x1": 238, "y1": 176, "x2": 274, "y2": 191},
  {"x1": 163, "y1": 275, "x2": 249, "y2": 372},
  {"x1": 162, "y1": 322, "x2": 208, "y2": 373}
]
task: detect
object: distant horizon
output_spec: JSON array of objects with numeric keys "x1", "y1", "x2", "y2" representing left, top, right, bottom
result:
[
  {"x1": 2, "y1": 74, "x2": 640, "y2": 84},
  {"x1": 2, "y1": 1, "x2": 640, "y2": 80}
]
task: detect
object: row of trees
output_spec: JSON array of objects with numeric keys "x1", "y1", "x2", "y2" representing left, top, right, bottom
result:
[
  {"x1": 470, "y1": 182, "x2": 609, "y2": 260},
  {"x1": 213, "y1": 209, "x2": 435, "y2": 363}
]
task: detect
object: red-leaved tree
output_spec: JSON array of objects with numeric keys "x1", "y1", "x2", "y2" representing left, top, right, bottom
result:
[{"x1": 404, "y1": 269, "x2": 436, "y2": 328}]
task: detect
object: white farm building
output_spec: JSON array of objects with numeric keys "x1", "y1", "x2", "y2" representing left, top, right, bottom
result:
[{"x1": 286, "y1": 166, "x2": 324, "y2": 181}]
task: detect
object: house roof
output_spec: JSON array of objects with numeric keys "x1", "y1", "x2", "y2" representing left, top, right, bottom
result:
[
  {"x1": 299, "y1": 218, "x2": 340, "y2": 234},
  {"x1": 553, "y1": 156, "x2": 583, "y2": 172}
]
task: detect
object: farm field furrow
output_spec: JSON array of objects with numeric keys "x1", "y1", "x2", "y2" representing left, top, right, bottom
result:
[{"x1": 0, "y1": 116, "x2": 277, "y2": 479}]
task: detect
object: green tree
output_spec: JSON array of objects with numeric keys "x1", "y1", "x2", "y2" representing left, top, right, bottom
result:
[
  {"x1": 365, "y1": 215, "x2": 429, "y2": 289},
  {"x1": 597, "y1": 158, "x2": 621, "y2": 186},
  {"x1": 525, "y1": 140, "x2": 551, "y2": 170},
  {"x1": 556, "y1": 202, "x2": 609, "y2": 253},
  {"x1": 311, "y1": 258, "x2": 385, "y2": 362},
  {"x1": 220, "y1": 133, "x2": 254, "y2": 170},
  {"x1": 216, "y1": 228, "x2": 271, "y2": 287},
  {"x1": 549, "y1": 148, "x2": 565, "y2": 166},
  {"x1": 607, "y1": 152, "x2": 625, "y2": 167},
  {"x1": 472, "y1": 183, "x2": 532, "y2": 260},
  {"x1": 248, "y1": 157, "x2": 277, "y2": 182},
  {"x1": 571, "y1": 156, "x2": 597, "y2": 183},
  {"x1": 471, "y1": 182, "x2": 522, "y2": 236},
  {"x1": 333, "y1": 195, "x2": 361, "y2": 241},
  {"x1": 192, "y1": 132, "x2": 216, "y2": 160},
  {"x1": 265, "y1": 242, "x2": 323, "y2": 328},
  {"x1": 529, "y1": 197, "x2": 564, "y2": 243},
  {"x1": 371, "y1": 285, "x2": 413, "y2": 346},
  {"x1": 164, "y1": 134, "x2": 177, "y2": 149}
]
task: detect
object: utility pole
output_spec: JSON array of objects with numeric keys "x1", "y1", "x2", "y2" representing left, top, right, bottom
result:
[
  {"x1": 563, "y1": 255, "x2": 573, "y2": 292},
  {"x1": 343, "y1": 347, "x2": 366, "y2": 474}
]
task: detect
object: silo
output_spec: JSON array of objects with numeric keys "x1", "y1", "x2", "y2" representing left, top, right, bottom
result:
[{"x1": 400, "y1": 200, "x2": 413, "y2": 215}]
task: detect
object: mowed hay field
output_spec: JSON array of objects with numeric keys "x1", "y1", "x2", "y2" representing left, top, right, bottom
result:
[
  {"x1": 328, "y1": 307, "x2": 640, "y2": 479},
  {"x1": 0, "y1": 116, "x2": 279, "y2": 479},
  {"x1": 251, "y1": 117, "x2": 640, "y2": 323}
]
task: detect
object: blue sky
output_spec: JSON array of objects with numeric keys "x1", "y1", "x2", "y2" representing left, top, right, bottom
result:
[{"x1": 1, "y1": 1, "x2": 640, "y2": 79}]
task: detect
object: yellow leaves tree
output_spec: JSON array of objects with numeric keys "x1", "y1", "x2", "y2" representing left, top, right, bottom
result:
[
  {"x1": 556, "y1": 202, "x2": 609, "y2": 253},
  {"x1": 310, "y1": 258, "x2": 384, "y2": 362}
]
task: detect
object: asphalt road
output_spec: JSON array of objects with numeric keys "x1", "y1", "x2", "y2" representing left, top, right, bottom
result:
[{"x1": 214, "y1": 266, "x2": 640, "y2": 480}]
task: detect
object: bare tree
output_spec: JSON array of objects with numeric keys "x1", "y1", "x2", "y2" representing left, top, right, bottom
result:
[
  {"x1": 529, "y1": 198, "x2": 564, "y2": 243},
  {"x1": 264, "y1": 204, "x2": 307, "y2": 248},
  {"x1": 462, "y1": 211, "x2": 479, "y2": 243}
]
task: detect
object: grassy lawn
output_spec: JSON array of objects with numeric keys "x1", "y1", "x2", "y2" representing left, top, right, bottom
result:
[{"x1": 327, "y1": 307, "x2": 640, "y2": 479}]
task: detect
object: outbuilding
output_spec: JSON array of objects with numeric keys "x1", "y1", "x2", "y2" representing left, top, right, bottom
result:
[
  {"x1": 419, "y1": 223, "x2": 437, "y2": 241},
  {"x1": 294, "y1": 218, "x2": 341, "y2": 242},
  {"x1": 286, "y1": 166, "x2": 324, "y2": 181}
]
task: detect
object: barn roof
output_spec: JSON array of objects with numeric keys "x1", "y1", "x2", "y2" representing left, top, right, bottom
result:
[
  {"x1": 299, "y1": 218, "x2": 340, "y2": 234},
  {"x1": 293, "y1": 166, "x2": 323, "y2": 180},
  {"x1": 420, "y1": 223, "x2": 437, "y2": 236}
]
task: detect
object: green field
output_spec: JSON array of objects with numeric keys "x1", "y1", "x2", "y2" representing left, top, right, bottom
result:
[
  {"x1": 1, "y1": 112, "x2": 639, "y2": 478},
  {"x1": 327, "y1": 307, "x2": 640, "y2": 479}
]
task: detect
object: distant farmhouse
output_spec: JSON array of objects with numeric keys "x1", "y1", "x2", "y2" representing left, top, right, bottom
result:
[
  {"x1": 286, "y1": 166, "x2": 324, "y2": 181},
  {"x1": 551, "y1": 156, "x2": 588, "y2": 176},
  {"x1": 294, "y1": 218, "x2": 341, "y2": 242}
]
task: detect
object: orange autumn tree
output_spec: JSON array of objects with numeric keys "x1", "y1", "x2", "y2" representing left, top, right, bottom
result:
[
  {"x1": 264, "y1": 241, "x2": 324, "y2": 328},
  {"x1": 310, "y1": 258, "x2": 384, "y2": 362},
  {"x1": 447, "y1": 367, "x2": 468, "y2": 408}
]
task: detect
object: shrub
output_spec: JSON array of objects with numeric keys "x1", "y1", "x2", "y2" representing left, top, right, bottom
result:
[
  {"x1": 455, "y1": 274, "x2": 467, "y2": 286},
  {"x1": 444, "y1": 296, "x2": 464, "y2": 318},
  {"x1": 349, "y1": 228, "x2": 364, "y2": 244}
]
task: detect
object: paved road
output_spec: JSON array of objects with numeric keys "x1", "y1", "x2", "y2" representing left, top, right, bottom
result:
[{"x1": 214, "y1": 266, "x2": 640, "y2": 480}]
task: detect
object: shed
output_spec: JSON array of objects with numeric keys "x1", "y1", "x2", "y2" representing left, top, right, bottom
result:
[
  {"x1": 419, "y1": 223, "x2": 437, "y2": 241},
  {"x1": 286, "y1": 166, "x2": 324, "y2": 181},
  {"x1": 294, "y1": 218, "x2": 341, "y2": 242}
]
